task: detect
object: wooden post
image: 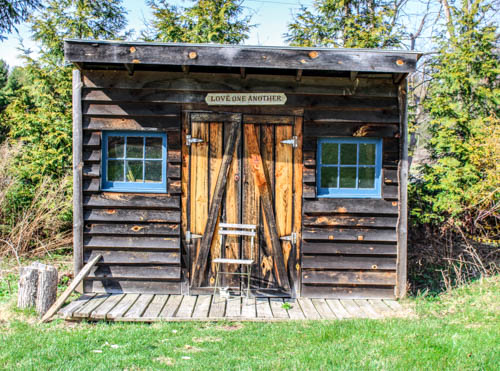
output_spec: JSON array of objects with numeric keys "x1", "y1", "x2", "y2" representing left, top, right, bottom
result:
[
  {"x1": 17, "y1": 266, "x2": 39, "y2": 309},
  {"x1": 396, "y1": 79, "x2": 408, "y2": 299},
  {"x1": 72, "y1": 69, "x2": 84, "y2": 276}
]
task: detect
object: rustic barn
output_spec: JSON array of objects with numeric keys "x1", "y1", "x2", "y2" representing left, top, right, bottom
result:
[{"x1": 65, "y1": 40, "x2": 421, "y2": 300}]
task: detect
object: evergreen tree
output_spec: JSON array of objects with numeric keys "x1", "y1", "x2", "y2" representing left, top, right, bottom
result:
[
  {"x1": 411, "y1": 0, "x2": 499, "y2": 233},
  {"x1": 144, "y1": 0, "x2": 253, "y2": 44},
  {"x1": 285, "y1": 0, "x2": 404, "y2": 48},
  {"x1": 0, "y1": 0, "x2": 42, "y2": 40}
]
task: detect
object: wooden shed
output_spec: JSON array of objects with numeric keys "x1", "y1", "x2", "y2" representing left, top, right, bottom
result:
[{"x1": 65, "y1": 40, "x2": 420, "y2": 300}]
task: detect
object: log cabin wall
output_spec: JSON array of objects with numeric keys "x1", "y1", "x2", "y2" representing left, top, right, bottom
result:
[{"x1": 78, "y1": 68, "x2": 401, "y2": 297}]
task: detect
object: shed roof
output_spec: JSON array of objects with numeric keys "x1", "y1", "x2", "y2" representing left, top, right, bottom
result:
[{"x1": 64, "y1": 39, "x2": 421, "y2": 74}]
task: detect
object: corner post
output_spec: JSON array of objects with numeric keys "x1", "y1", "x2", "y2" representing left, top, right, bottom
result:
[
  {"x1": 396, "y1": 78, "x2": 409, "y2": 298},
  {"x1": 72, "y1": 69, "x2": 84, "y2": 276}
]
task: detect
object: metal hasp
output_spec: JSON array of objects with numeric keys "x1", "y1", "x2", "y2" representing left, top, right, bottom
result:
[
  {"x1": 280, "y1": 136, "x2": 298, "y2": 148},
  {"x1": 186, "y1": 231, "x2": 202, "y2": 244},
  {"x1": 280, "y1": 232, "x2": 297, "y2": 244},
  {"x1": 186, "y1": 134, "x2": 204, "y2": 146}
]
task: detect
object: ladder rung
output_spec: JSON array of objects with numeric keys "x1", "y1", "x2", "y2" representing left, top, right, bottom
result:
[
  {"x1": 218, "y1": 230, "x2": 256, "y2": 237},
  {"x1": 219, "y1": 223, "x2": 256, "y2": 230}
]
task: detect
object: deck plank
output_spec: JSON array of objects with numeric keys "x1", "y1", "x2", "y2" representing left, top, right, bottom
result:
[
  {"x1": 209, "y1": 296, "x2": 226, "y2": 318},
  {"x1": 326, "y1": 299, "x2": 352, "y2": 319},
  {"x1": 226, "y1": 297, "x2": 242, "y2": 318},
  {"x1": 59, "y1": 293, "x2": 96, "y2": 318},
  {"x1": 256, "y1": 298, "x2": 273, "y2": 319},
  {"x1": 269, "y1": 298, "x2": 289, "y2": 319},
  {"x1": 124, "y1": 294, "x2": 154, "y2": 318},
  {"x1": 74, "y1": 294, "x2": 110, "y2": 318},
  {"x1": 192, "y1": 295, "x2": 212, "y2": 319},
  {"x1": 340, "y1": 300, "x2": 366, "y2": 318},
  {"x1": 284, "y1": 298, "x2": 305, "y2": 319},
  {"x1": 354, "y1": 299, "x2": 381, "y2": 319},
  {"x1": 297, "y1": 298, "x2": 321, "y2": 319},
  {"x1": 160, "y1": 295, "x2": 183, "y2": 318},
  {"x1": 383, "y1": 299, "x2": 403, "y2": 311},
  {"x1": 175, "y1": 295, "x2": 197, "y2": 318},
  {"x1": 107, "y1": 294, "x2": 139, "y2": 320},
  {"x1": 241, "y1": 297, "x2": 256, "y2": 318},
  {"x1": 142, "y1": 295, "x2": 169, "y2": 318},
  {"x1": 91, "y1": 294, "x2": 124, "y2": 320},
  {"x1": 312, "y1": 299, "x2": 337, "y2": 319},
  {"x1": 368, "y1": 299, "x2": 394, "y2": 317}
]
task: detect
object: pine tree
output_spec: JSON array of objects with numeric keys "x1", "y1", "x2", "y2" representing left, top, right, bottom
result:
[
  {"x1": 285, "y1": 0, "x2": 403, "y2": 48},
  {"x1": 0, "y1": 0, "x2": 42, "y2": 40},
  {"x1": 144, "y1": 0, "x2": 253, "y2": 44}
]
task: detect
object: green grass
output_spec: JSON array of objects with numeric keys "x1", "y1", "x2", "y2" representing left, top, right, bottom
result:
[{"x1": 0, "y1": 276, "x2": 498, "y2": 370}]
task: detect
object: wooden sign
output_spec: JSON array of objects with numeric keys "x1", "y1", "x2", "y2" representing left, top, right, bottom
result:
[{"x1": 206, "y1": 93, "x2": 287, "y2": 106}]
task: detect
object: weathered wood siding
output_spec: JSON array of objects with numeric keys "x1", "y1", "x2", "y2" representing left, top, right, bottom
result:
[
  {"x1": 80, "y1": 69, "x2": 401, "y2": 297},
  {"x1": 301, "y1": 79, "x2": 400, "y2": 299},
  {"x1": 81, "y1": 71, "x2": 182, "y2": 294}
]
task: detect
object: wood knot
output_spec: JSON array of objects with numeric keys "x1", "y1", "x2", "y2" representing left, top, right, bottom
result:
[
  {"x1": 308, "y1": 51, "x2": 319, "y2": 59},
  {"x1": 396, "y1": 59, "x2": 405, "y2": 66},
  {"x1": 328, "y1": 235, "x2": 334, "y2": 240},
  {"x1": 357, "y1": 235, "x2": 364, "y2": 241},
  {"x1": 129, "y1": 46, "x2": 136, "y2": 53},
  {"x1": 132, "y1": 59, "x2": 140, "y2": 64},
  {"x1": 300, "y1": 59, "x2": 307, "y2": 64},
  {"x1": 372, "y1": 265, "x2": 378, "y2": 269},
  {"x1": 105, "y1": 209, "x2": 116, "y2": 214},
  {"x1": 188, "y1": 51, "x2": 197, "y2": 59},
  {"x1": 131, "y1": 225, "x2": 143, "y2": 232},
  {"x1": 392, "y1": 201, "x2": 398, "y2": 206}
]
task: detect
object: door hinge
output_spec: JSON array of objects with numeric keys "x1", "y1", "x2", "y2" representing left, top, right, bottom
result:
[
  {"x1": 280, "y1": 232, "x2": 297, "y2": 244},
  {"x1": 280, "y1": 136, "x2": 298, "y2": 148},
  {"x1": 186, "y1": 231, "x2": 202, "y2": 243},
  {"x1": 186, "y1": 134, "x2": 204, "y2": 146}
]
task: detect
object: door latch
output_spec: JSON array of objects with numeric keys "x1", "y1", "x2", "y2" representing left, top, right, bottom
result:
[
  {"x1": 280, "y1": 136, "x2": 298, "y2": 148},
  {"x1": 186, "y1": 135, "x2": 204, "y2": 146}
]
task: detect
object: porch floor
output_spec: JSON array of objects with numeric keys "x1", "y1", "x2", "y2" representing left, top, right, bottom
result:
[{"x1": 58, "y1": 294, "x2": 412, "y2": 322}]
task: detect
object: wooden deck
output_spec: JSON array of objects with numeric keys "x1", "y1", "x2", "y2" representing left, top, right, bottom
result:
[{"x1": 58, "y1": 294, "x2": 411, "y2": 321}]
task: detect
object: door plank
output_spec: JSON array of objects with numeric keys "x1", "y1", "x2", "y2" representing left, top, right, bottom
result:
[
  {"x1": 293, "y1": 116, "x2": 303, "y2": 296},
  {"x1": 244, "y1": 124, "x2": 290, "y2": 291},
  {"x1": 193, "y1": 119, "x2": 241, "y2": 287}
]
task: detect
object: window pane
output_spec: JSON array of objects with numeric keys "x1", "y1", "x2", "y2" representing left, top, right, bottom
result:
[
  {"x1": 321, "y1": 143, "x2": 338, "y2": 164},
  {"x1": 339, "y1": 167, "x2": 356, "y2": 188},
  {"x1": 358, "y1": 167, "x2": 375, "y2": 188},
  {"x1": 145, "y1": 137, "x2": 163, "y2": 159},
  {"x1": 340, "y1": 143, "x2": 357, "y2": 165},
  {"x1": 359, "y1": 143, "x2": 376, "y2": 165},
  {"x1": 320, "y1": 167, "x2": 338, "y2": 188},
  {"x1": 145, "y1": 160, "x2": 162, "y2": 182},
  {"x1": 107, "y1": 160, "x2": 124, "y2": 181},
  {"x1": 126, "y1": 136, "x2": 144, "y2": 158},
  {"x1": 108, "y1": 136, "x2": 124, "y2": 158},
  {"x1": 126, "y1": 160, "x2": 143, "y2": 182}
]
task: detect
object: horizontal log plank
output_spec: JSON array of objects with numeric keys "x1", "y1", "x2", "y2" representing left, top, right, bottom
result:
[
  {"x1": 384, "y1": 169, "x2": 398, "y2": 184},
  {"x1": 303, "y1": 199, "x2": 399, "y2": 215},
  {"x1": 168, "y1": 179, "x2": 181, "y2": 194},
  {"x1": 302, "y1": 242, "x2": 397, "y2": 255},
  {"x1": 303, "y1": 215, "x2": 398, "y2": 228},
  {"x1": 84, "y1": 279, "x2": 181, "y2": 294},
  {"x1": 84, "y1": 235, "x2": 180, "y2": 249},
  {"x1": 83, "y1": 150, "x2": 100, "y2": 162},
  {"x1": 83, "y1": 164, "x2": 100, "y2": 178},
  {"x1": 84, "y1": 250, "x2": 180, "y2": 264},
  {"x1": 82, "y1": 71, "x2": 399, "y2": 96},
  {"x1": 66, "y1": 41, "x2": 418, "y2": 73},
  {"x1": 83, "y1": 179, "x2": 100, "y2": 192},
  {"x1": 167, "y1": 164, "x2": 180, "y2": 179},
  {"x1": 302, "y1": 255, "x2": 396, "y2": 270},
  {"x1": 83, "y1": 102, "x2": 179, "y2": 116},
  {"x1": 301, "y1": 285, "x2": 395, "y2": 299},
  {"x1": 303, "y1": 228, "x2": 397, "y2": 242},
  {"x1": 84, "y1": 223, "x2": 181, "y2": 237},
  {"x1": 305, "y1": 109, "x2": 399, "y2": 124},
  {"x1": 88, "y1": 265, "x2": 181, "y2": 280},
  {"x1": 303, "y1": 183, "x2": 316, "y2": 199},
  {"x1": 302, "y1": 271, "x2": 396, "y2": 285},
  {"x1": 383, "y1": 185, "x2": 398, "y2": 200},
  {"x1": 84, "y1": 208, "x2": 180, "y2": 223},
  {"x1": 304, "y1": 122, "x2": 399, "y2": 137},
  {"x1": 83, "y1": 132, "x2": 101, "y2": 146},
  {"x1": 83, "y1": 117, "x2": 180, "y2": 132},
  {"x1": 84, "y1": 193, "x2": 180, "y2": 209}
]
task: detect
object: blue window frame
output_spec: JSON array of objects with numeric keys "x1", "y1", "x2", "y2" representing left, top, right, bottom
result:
[
  {"x1": 102, "y1": 131, "x2": 167, "y2": 193},
  {"x1": 317, "y1": 138, "x2": 382, "y2": 198}
]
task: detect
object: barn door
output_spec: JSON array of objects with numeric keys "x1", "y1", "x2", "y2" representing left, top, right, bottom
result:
[{"x1": 183, "y1": 112, "x2": 302, "y2": 297}]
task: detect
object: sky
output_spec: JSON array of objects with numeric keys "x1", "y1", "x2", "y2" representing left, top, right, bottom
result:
[{"x1": 0, "y1": 0, "x2": 315, "y2": 67}]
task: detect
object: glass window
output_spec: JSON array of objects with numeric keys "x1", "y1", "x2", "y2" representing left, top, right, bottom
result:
[
  {"x1": 317, "y1": 138, "x2": 382, "y2": 198},
  {"x1": 102, "y1": 132, "x2": 167, "y2": 193}
]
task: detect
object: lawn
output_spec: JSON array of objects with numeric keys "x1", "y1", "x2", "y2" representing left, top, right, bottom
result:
[{"x1": 0, "y1": 267, "x2": 498, "y2": 370}]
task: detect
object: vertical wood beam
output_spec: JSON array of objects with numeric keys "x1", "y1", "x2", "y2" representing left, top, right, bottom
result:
[
  {"x1": 396, "y1": 79, "x2": 408, "y2": 299},
  {"x1": 293, "y1": 116, "x2": 303, "y2": 297},
  {"x1": 193, "y1": 118, "x2": 241, "y2": 288},
  {"x1": 72, "y1": 69, "x2": 84, "y2": 276}
]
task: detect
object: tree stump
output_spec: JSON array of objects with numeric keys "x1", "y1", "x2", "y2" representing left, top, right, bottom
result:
[
  {"x1": 17, "y1": 266, "x2": 39, "y2": 309},
  {"x1": 17, "y1": 262, "x2": 58, "y2": 316}
]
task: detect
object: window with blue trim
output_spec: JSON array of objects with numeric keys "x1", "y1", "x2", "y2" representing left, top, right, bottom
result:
[
  {"x1": 317, "y1": 138, "x2": 382, "y2": 198},
  {"x1": 102, "y1": 131, "x2": 167, "y2": 193}
]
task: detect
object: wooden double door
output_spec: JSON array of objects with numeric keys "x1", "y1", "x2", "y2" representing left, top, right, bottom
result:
[{"x1": 183, "y1": 112, "x2": 303, "y2": 296}]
